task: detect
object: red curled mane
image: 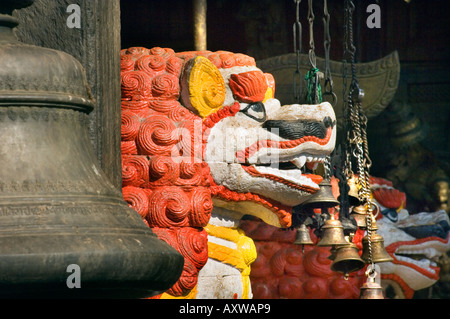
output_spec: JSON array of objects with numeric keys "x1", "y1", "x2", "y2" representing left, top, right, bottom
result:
[{"x1": 120, "y1": 47, "x2": 256, "y2": 297}]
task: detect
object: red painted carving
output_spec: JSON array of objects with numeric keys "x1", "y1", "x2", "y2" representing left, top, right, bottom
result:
[
  {"x1": 371, "y1": 177, "x2": 407, "y2": 210},
  {"x1": 152, "y1": 227, "x2": 208, "y2": 296},
  {"x1": 229, "y1": 70, "x2": 268, "y2": 103}
]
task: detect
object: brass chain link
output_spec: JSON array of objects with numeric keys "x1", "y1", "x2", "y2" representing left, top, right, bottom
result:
[
  {"x1": 322, "y1": 0, "x2": 336, "y2": 107},
  {"x1": 307, "y1": 0, "x2": 316, "y2": 68},
  {"x1": 343, "y1": 0, "x2": 374, "y2": 267},
  {"x1": 293, "y1": 0, "x2": 303, "y2": 103}
]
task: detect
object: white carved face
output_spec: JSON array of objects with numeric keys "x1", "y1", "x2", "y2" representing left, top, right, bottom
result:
[
  {"x1": 205, "y1": 99, "x2": 336, "y2": 208},
  {"x1": 372, "y1": 189, "x2": 450, "y2": 298}
]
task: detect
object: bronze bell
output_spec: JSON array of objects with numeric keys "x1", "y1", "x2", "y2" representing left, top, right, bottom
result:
[
  {"x1": 301, "y1": 178, "x2": 339, "y2": 211},
  {"x1": 331, "y1": 240, "x2": 365, "y2": 275},
  {"x1": 350, "y1": 205, "x2": 367, "y2": 229},
  {"x1": 361, "y1": 232, "x2": 394, "y2": 263},
  {"x1": 360, "y1": 271, "x2": 385, "y2": 299},
  {"x1": 352, "y1": 203, "x2": 380, "y2": 230},
  {"x1": 317, "y1": 216, "x2": 349, "y2": 247},
  {"x1": 294, "y1": 223, "x2": 314, "y2": 246},
  {"x1": 0, "y1": 1, "x2": 183, "y2": 298},
  {"x1": 338, "y1": 175, "x2": 361, "y2": 206}
]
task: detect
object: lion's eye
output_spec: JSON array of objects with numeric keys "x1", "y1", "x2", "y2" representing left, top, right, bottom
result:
[
  {"x1": 240, "y1": 102, "x2": 267, "y2": 122},
  {"x1": 382, "y1": 208, "x2": 398, "y2": 222}
]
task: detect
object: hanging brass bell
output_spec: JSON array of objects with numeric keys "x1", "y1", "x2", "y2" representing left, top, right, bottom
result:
[
  {"x1": 338, "y1": 175, "x2": 361, "y2": 206},
  {"x1": 360, "y1": 270, "x2": 385, "y2": 299},
  {"x1": 350, "y1": 205, "x2": 367, "y2": 229},
  {"x1": 317, "y1": 216, "x2": 349, "y2": 247},
  {"x1": 331, "y1": 240, "x2": 365, "y2": 275},
  {"x1": 301, "y1": 178, "x2": 339, "y2": 211},
  {"x1": 361, "y1": 232, "x2": 393, "y2": 263},
  {"x1": 293, "y1": 223, "x2": 314, "y2": 245}
]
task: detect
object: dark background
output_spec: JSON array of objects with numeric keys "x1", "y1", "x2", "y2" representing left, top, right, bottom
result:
[{"x1": 120, "y1": 0, "x2": 450, "y2": 63}]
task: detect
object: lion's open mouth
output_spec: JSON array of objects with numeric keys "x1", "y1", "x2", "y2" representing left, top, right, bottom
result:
[
  {"x1": 236, "y1": 125, "x2": 333, "y2": 193},
  {"x1": 388, "y1": 235, "x2": 450, "y2": 279},
  {"x1": 241, "y1": 155, "x2": 326, "y2": 194}
]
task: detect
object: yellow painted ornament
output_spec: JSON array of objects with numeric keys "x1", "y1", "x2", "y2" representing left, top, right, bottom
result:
[{"x1": 181, "y1": 56, "x2": 226, "y2": 118}]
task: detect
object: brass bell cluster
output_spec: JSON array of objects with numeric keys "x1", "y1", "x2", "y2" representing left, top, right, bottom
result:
[
  {"x1": 294, "y1": 177, "x2": 367, "y2": 277},
  {"x1": 294, "y1": 178, "x2": 341, "y2": 246},
  {"x1": 311, "y1": 178, "x2": 365, "y2": 275},
  {"x1": 293, "y1": 173, "x2": 393, "y2": 285},
  {"x1": 293, "y1": 178, "x2": 340, "y2": 249},
  {"x1": 347, "y1": 176, "x2": 393, "y2": 265}
]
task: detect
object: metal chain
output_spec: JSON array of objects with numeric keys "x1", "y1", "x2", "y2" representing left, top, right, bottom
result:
[
  {"x1": 307, "y1": 0, "x2": 316, "y2": 68},
  {"x1": 305, "y1": 0, "x2": 322, "y2": 104},
  {"x1": 322, "y1": 0, "x2": 336, "y2": 107},
  {"x1": 342, "y1": 0, "x2": 374, "y2": 267},
  {"x1": 293, "y1": 0, "x2": 303, "y2": 103},
  {"x1": 342, "y1": 0, "x2": 352, "y2": 180},
  {"x1": 321, "y1": 0, "x2": 334, "y2": 182}
]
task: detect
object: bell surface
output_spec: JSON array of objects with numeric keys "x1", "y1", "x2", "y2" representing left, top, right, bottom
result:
[
  {"x1": 0, "y1": 1, "x2": 183, "y2": 298},
  {"x1": 350, "y1": 205, "x2": 367, "y2": 229},
  {"x1": 338, "y1": 175, "x2": 361, "y2": 206},
  {"x1": 361, "y1": 232, "x2": 394, "y2": 264},
  {"x1": 331, "y1": 241, "x2": 365, "y2": 274},
  {"x1": 360, "y1": 280, "x2": 385, "y2": 299},
  {"x1": 294, "y1": 223, "x2": 314, "y2": 245},
  {"x1": 317, "y1": 218, "x2": 349, "y2": 247},
  {"x1": 302, "y1": 179, "x2": 339, "y2": 209},
  {"x1": 367, "y1": 213, "x2": 379, "y2": 231}
]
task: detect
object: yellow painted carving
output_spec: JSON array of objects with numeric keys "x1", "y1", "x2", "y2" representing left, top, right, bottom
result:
[
  {"x1": 205, "y1": 224, "x2": 257, "y2": 299},
  {"x1": 160, "y1": 286, "x2": 198, "y2": 299},
  {"x1": 188, "y1": 56, "x2": 226, "y2": 118},
  {"x1": 263, "y1": 87, "x2": 274, "y2": 103}
]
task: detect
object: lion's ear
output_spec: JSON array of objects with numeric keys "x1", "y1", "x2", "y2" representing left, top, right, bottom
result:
[{"x1": 180, "y1": 56, "x2": 226, "y2": 118}]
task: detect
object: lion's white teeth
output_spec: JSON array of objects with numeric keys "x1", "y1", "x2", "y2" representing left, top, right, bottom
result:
[
  {"x1": 252, "y1": 165, "x2": 319, "y2": 189},
  {"x1": 292, "y1": 156, "x2": 306, "y2": 169},
  {"x1": 311, "y1": 162, "x2": 319, "y2": 170}
]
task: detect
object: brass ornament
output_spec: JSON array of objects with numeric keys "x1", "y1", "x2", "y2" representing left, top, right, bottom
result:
[
  {"x1": 350, "y1": 202, "x2": 380, "y2": 230},
  {"x1": 361, "y1": 232, "x2": 393, "y2": 264},
  {"x1": 360, "y1": 266, "x2": 385, "y2": 299},
  {"x1": 293, "y1": 223, "x2": 314, "y2": 246},
  {"x1": 317, "y1": 216, "x2": 349, "y2": 247},
  {"x1": 302, "y1": 178, "x2": 340, "y2": 210},
  {"x1": 255, "y1": 51, "x2": 400, "y2": 127},
  {"x1": 346, "y1": 175, "x2": 363, "y2": 206},
  {"x1": 331, "y1": 239, "x2": 365, "y2": 276},
  {"x1": 350, "y1": 205, "x2": 367, "y2": 229}
]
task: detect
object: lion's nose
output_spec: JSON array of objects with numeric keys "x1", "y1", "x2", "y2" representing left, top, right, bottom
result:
[{"x1": 262, "y1": 116, "x2": 334, "y2": 140}]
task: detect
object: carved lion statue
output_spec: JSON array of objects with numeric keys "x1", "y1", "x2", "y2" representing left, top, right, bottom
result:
[{"x1": 120, "y1": 47, "x2": 336, "y2": 298}]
